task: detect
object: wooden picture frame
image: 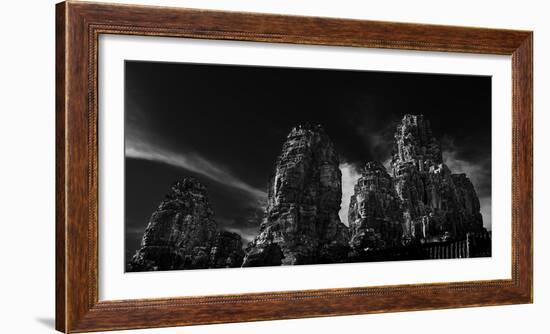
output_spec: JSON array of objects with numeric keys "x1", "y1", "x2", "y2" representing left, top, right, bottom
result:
[{"x1": 56, "y1": 1, "x2": 533, "y2": 332}]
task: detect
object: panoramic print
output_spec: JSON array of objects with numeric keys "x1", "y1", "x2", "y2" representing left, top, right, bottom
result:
[{"x1": 124, "y1": 61, "x2": 492, "y2": 272}]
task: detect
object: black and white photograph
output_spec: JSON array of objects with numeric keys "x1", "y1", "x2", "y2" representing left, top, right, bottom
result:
[
  {"x1": 124, "y1": 61, "x2": 492, "y2": 272},
  {"x1": 1, "y1": 0, "x2": 544, "y2": 332}
]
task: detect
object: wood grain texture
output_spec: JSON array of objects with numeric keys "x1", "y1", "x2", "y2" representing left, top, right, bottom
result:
[
  {"x1": 55, "y1": 2, "x2": 67, "y2": 332},
  {"x1": 55, "y1": 1, "x2": 533, "y2": 332}
]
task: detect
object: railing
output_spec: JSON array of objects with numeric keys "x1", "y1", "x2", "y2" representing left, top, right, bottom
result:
[
  {"x1": 423, "y1": 232, "x2": 492, "y2": 259},
  {"x1": 348, "y1": 231, "x2": 492, "y2": 263}
]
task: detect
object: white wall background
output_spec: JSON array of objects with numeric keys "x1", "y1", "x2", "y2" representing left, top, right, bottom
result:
[{"x1": 0, "y1": 0, "x2": 546, "y2": 333}]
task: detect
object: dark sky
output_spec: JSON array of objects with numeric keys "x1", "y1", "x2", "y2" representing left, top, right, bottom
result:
[{"x1": 124, "y1": 60, "x2": 492, "y2": 260}]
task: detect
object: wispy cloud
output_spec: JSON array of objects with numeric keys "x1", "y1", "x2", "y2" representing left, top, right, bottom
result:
[
  {"x1": 126, "y1": 136, "x2": 267, "y2": 201},
  {"x1": 443, "y1": 148, "x2": 492, "y2": 230},
  {"x1": 339, "y1": 163, "x2": 362, "y2": 226},
  {"x1": 125, "y1": 98, "x2": 269, "y2": 201},
  {"x1": 443, "y1": 151, "x2": 489, "y2": 193}
]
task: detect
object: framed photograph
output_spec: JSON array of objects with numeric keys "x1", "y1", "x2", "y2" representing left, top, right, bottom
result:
[{"x1": 56, "y1": 1, "x2": 532, "y2": 332}]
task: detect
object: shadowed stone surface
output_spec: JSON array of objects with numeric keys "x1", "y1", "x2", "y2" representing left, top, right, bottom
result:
[
  {"x1": 242, "y1": 124, "x2": 350, "y2": 266},
  {"x1": 348, "y1": 161, "x2": 403, "y2": 253},
  {"x1": 210, "y1": 231, "x2": 245, "y2": 268},
  {"x1": 348, "y1": 114, "x2": 486, "y2": 257},
  {"x1": 389, "y1": 114, "x2": 485, "y2": 243},
  {"x1": 128, "y1": 115, "x2": 489, "y2": 270},
  {"x1": 127, "y1": 178, "x2": 244, "y2": 271}
]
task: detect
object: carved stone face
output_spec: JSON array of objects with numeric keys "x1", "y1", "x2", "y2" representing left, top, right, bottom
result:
[{"x1": 356, "y1": 194, "x2": 368, "y2": 219}]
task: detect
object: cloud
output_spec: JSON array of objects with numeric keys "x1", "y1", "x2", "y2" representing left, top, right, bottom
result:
[
  {"x1": 355, "y1": 127, "x2": 395, "y2": 163},
  {"x1": 124, "y1": 101, "x2": 268, "y2": 202},
  {"x1": 223, "y1": 226, "x2": 259, "y2": 247},
  {"x1": 442, "y1": 148, "x2": 492, "y2": 230},
  {"x1": 479, "y1": 197, "x2": 492, "y2": 231},
  {"x1": 125, "y1": 226, "x2": 147, "y2": 238},
  {"x1": 345, "y1": 99, "x2": 399, "y2": 165},
  {"x1": 126, "y1": 135, "x2": 267, "y2": 201},
  {"x1": 382, "y1": 156, "x2": 392, "y2": 171},
  {"x1": 339, "y1": 163, "x2": 362, "y2": 226},
  {"x1": 443, "y1": 151, "x2": 489, "y2": 192}
]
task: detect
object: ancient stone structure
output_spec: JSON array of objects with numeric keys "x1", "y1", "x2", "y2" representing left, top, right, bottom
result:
[
  {"x1": 424, "y1": 230, "x2": 492, "y2": 259},
  {"x1": 209, "y1": 231, "x2": 246, "y2": 268},
  {"x1": 348, "y1": 114, "x2": 486, "y2": 255},
  {"x1": 348, "y1": 161, "x2": 403, "y2": 253},
  {"x1": 127, "y1": 178, "x2": 244, "y2": 271},
  {"x1": 391, "y1": 115, "x2": 485, "y2": 242},
  {"x1": 242, "y1": 124, "x2": 350, "y2": 266},
  {"x1": 348, "y1": 114, "x2": 485, "y2": 250},
  {"x1": 129, "y1": 115, "x2": 489, "y2": 270}
]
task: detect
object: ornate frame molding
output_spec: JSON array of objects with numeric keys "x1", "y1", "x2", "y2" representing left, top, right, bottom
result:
[{"x1": 56, "y1": 1, "x2": 532, "y2": 332}]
